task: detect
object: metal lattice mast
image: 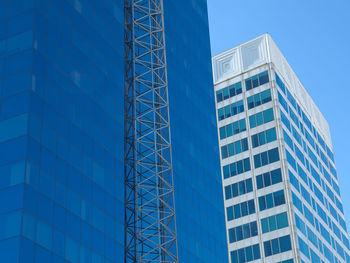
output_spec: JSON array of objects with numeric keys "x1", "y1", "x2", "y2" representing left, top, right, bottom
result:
[{"x1": 124, "y1": 0, "x2": 179, "y2": 262}]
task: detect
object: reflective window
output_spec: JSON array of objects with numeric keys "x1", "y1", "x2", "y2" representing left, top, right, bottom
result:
[
  {"x1": 275, "y1": 73, "x2": 286, "y2": 94},
  {"x1": 251, "y1": 127, "x2": 277, "y2": 148},
  {"x1": 247, "y1": 89, "x2": 272, "y2": 109},
  {"x1": 219, "y1": 118, "x2": 246, "y2": 140},
  {"x1": 259, "y1": 190, "x2": 285, "y2": 211},
  {"x1": 253, "y1": 148, "x2": 280, "y2": 168},
  {"x1": 245, "y1": 71, "x2": 269, "y2": 91},
  {"x1": 264, "y1": 235, "x2": 292, "y2": 257},
  {"x1": 225, "y1": 178, "x2": 253, "y2": 200},
  {"x1": 230, "y1": 244, "x2": 260, "y2": 263},
  {"x1": 221, "y1": 138, "x2": 249, "y2": 159},
  {"x1": 218, "y1": 100, "x2": 244, "y2": 121},
  {"x1": 256, "y1": 168, "x2": 282, "y2": 189},
  {"x1": 278, "y1": 91, "x2": 288, "y2": 112},
  {"x1": 222, "y1": 158, "x2": 250, "y2": 179},
  {"x1": 226, "y1": 199, "x2": 255, "y2": 222},
  {"x1": 228, "y1": 221, "x2": 258, "y2": 243},
  {"x1": 216, "y1": 82, "x2": 242, "y2": 103},
  {"x1": 261, "y1": 212, "x2": 288, "y2": 234},
  {"x1": 249, "y1": 108, "x2": 274, "y2": 128}
]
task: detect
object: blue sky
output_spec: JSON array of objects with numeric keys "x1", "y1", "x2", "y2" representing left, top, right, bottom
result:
[{"x1": 207, "y1": 0, "x2": 350, "y2": 227}]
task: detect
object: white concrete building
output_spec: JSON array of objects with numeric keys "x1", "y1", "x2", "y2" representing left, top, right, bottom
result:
[{"x1": 213, "y1": 34, "x2": 350, "y2": 263}]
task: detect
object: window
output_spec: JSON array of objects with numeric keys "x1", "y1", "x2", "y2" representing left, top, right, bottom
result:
[
  {"x1": 286, "y1": 89, "x2": 297, "y2": 110},
  {"x1": 251, "y1": 127, "x2": 277, "y2": 148},
  {"x1": 302, "y1": 111, "x2": 312, "y2": 131},
  {"x1": 295, "y1": 213, "x2": 306, "y2": 235},
  {"x1": 228, "y1": 221, "x2": 258, "y2": 243},
  {"x1": 247, "y1": 89, "x2": 272, "y2": 109},
  {"x1": 339, "y1": 217, "x2": 347, "y2": 232},
  {"x1": 342, "y1": 233, "x2": 350, "y2": 250},
  {"x1": 303, "y1": 204, "x2": 314, "y2": 226},
  {"x1": 335, "y1": 241, "x2": 345, "y2": 259},
  {"x1": 295, "y1": 145, "x2": 305, "y2": 166},
  {"x1": 323, "y1": 167, "x2": 332, "y2": 185},
  {"x1": 278, "y1": 91, "x2": 288, "y2": 112},
  {"x1": 329, "y1": 163, "x2": 337, "y2": 178},
  {"x1": 292, "y1": 191, "x2": 303, "y2": 213},
  {"x1": 253, "y1": 148, "x2": 279, "y2": 168},
  {"x1": 320, "y1": 149, "x2": 328, "y2": 167},
  {"x1": 297, "y1": 164, "x2": 309, "y2": 188},
  {"x1": 245, "y1": 71, "x2": 269, "y2": 91},
  {"x1": 230, "y1": 244, "x2": 260, "y2": 263},
  {"x1": 216, "y1": 82, "x2": 242, "y2": 103},
  {"x1": 289, "y1": 107, "x2": 299, "y2": 128},
  {"x1": 305, "y1": 129, "x2": 315, "y2": 149},
  {"x1": 218, "y1": 100, "x2": 244, "y2": 121},
  {"x1": 307, "y1": 226, "x2": 318, "y2": 248},
  {"x1": 225, "y1": 178, "x2": 253, "y2": 200},
  {"x1": 221, "y1": 138, "x2": 248, "y2": 159},
  {"x1": 219, "y1": 118, "x2": 246, "y2": 140},
  {"x1": 326, "y1": 145, "x2": 335, "y2": 163},
  {"x1": 226, "y1": 199, "x2": 255, "y2": 221},
  {"x1": 313, "y1": 184, "x2": 324, "y2": 204},
  {"x1": 335, "y1": 197, "x2": 343, "y2": 214},
  {"x1": 292, "y1": 126, "x2": 302, "y2": 147},
  {"x1": 222, "y1": 157, "x2": 251, "y2": 179},
  {"x1": 289, "y1": 170, "x2": 300, "y2": 191},
  {"x1": 261, "y1": 212, "x2": 288, "y2": 233},
  {"x1": 275, "y1": 73, "x2": 286, "y2": 94},
  {"x1": 256, "y1": 168, "x2": 282, "y2": 189},
  {"x1": 286, "y1": 149, "x2": 296, "y2": 171},
  {"x1": 298, "y1": 236, "x2": 310, "y2": 259},
  {"x1": 258, "y1": 190, "x2": 285, "y2": 211},
  {"x1": 249, "y1": 108, "x2": 274, "y2": 128},
  {"x1": 316, "y1": 203, "x2": 327, "y2": 225},
  {"x1": 282, "y1": 129, "x2": 293, "y2": 151},
  {"x1": 264, "y1": 235, "x2": 292, "y2": 257},
  {"x1": 280, "y1": 110, "x2": 291, "y2": 131},
  {"x1": 310, "y1": 248, "x2": 321, "y2": 263},
  {"x1": 300, "y1": 184, "x2": 311, "y2": 205},
  {"x1": 310, "y1": 165, "x2": 321, "y2": 185},
  {"x1": 323, "y1": 245, "x2": 334, "y2": 263},
  {"x1": 307, "y1": 146, "x2": 318, "y2": 167}
]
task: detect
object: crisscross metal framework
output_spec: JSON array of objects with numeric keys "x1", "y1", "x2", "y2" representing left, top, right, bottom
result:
[{"x1": 124, "y1": 0, "x2": 178, "y2": 262}]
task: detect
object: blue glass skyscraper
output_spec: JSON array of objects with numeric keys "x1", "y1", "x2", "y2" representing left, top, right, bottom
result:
[{"x1": 0, "y1": 0, "x2": 227, "y2": 262}]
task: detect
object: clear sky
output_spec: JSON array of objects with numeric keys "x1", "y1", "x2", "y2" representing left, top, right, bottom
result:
[{"x1": 207, "y1": 0, "x2": 350, "y2": 227}]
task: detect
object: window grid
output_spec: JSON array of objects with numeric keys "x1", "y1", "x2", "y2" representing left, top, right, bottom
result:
[
  {"x1": 228, "y1": 221, "x2": 258, "y2": 243},
  {"x1": 225, "y1": 178, "x2": 253, "y2": 200},
  {"x1": 251, "y1": 127, "x2": 277, "y2": 148},
  {"x1": 263, "y1": 235, "x2": 292, "y2": 257},
  {"x1": 245, "y1": 71, "x2": 269, "y2": 91},
  {"x1": 280, "y1": 102, "x2": 348, "y2": 247},
  {"x1": 253, "y1": 147, "x2": 280, "y2": 169},
  {"x1": 261, "y1": 212, "x2": 289, "y2": 233},
  {"x1": 258, "y1": 190, "x2": 286, "y2": 211},
  {"x1": 249, "y1": 108, "x2": 274, "y2": 129},
  {"x1": 218, "y1": 100, "x2": 244, "y2": 121},
  {"x1": 216, "y1": 82, "x2": 242, "y2": 103},
  {"x1": 221, "y1": 138, "x2": 248, "y2": 159},
  {"x1": 230, "y1": 244, "x2": 261, "y2": 263},
  {"x1": 222, "y1": 158, "x2": 251, "y2": 179},
  {"x1": 219, "y1": 118, "x2": 246, "y2": 140},
  {"x1": 256, "y1": 168, "x2": 282, "y2": 189},
  {"x1": 247, "y1": 89, "x2": 272, "y2": 109},
  {"x1": 226, "y1": 199, "x2": 255, "y2": 222}
]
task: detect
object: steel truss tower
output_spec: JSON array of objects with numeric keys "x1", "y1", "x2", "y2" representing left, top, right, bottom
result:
[{"x1": 124, "y1": 0, "x2": 179, "y2": 262}]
